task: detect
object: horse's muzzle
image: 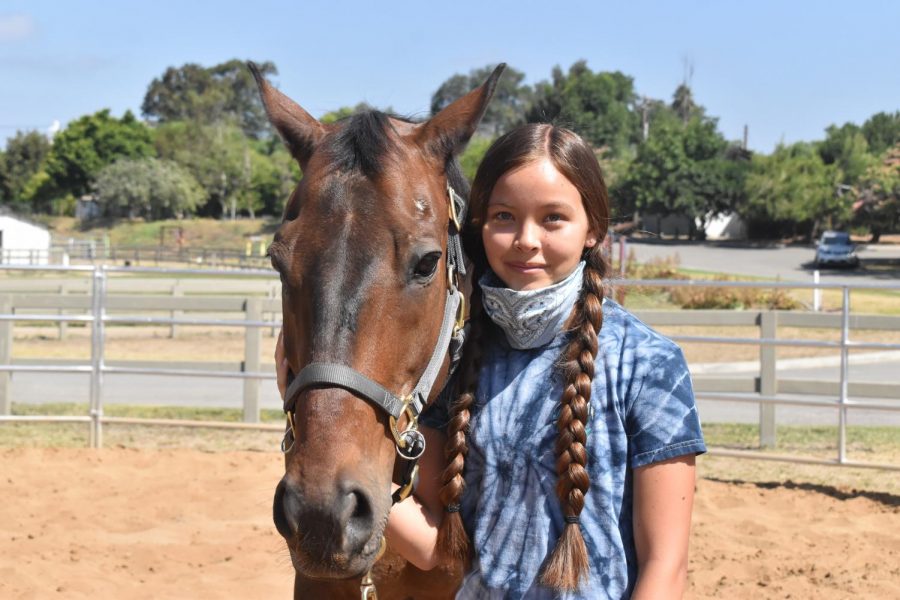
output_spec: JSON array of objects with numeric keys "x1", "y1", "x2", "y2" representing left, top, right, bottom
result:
[{"x1": 273, "y1": 476, "x2": 382, "y2": 577}]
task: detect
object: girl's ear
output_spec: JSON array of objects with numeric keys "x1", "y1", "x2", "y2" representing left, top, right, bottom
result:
[{"x1": 585, "y1": 232, "x2": 599, "y2": 248}]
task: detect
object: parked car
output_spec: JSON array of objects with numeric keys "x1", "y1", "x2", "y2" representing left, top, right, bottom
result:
[{"x1": 814, "y1": 231, "x2": 860, "y2": 268}]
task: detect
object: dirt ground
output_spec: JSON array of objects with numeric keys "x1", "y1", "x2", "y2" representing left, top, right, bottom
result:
[{"x1": 1, "y1": 447, "x2": 898, "y2": 599}]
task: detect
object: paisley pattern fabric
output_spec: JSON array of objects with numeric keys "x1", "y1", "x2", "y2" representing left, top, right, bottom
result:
[
  {"x1": 479, "y1": 261, "x2": 585, "y2": 350},
  {"x1": 421, "y1": 299, "x2": 706, "y2": 599}
]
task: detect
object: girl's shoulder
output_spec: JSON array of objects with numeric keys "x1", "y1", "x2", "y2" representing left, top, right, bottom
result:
[{"x1": 599, "y1": 298, "x2": 683, "y2": 362}]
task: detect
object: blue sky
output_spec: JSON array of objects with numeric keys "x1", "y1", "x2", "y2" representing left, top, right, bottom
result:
[{"x1": 1, "y1": 1, "x2": 898, "y2": 153}]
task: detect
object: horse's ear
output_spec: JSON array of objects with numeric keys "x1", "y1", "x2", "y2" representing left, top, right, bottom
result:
[
  {"x1": 417, "y1": 63, "x2": 506, "y2": 160},
  {"x1": 248, "y1": 61, "x2": 327, "y2": 169}
]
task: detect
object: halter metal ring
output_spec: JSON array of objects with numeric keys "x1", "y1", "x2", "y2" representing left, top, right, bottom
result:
[
  {"x1": 388, "y1": 396, "x2": 417, "y2": 449},
  {"x1": 281, "y1": 411, "x2": 297, "y2": 453}
]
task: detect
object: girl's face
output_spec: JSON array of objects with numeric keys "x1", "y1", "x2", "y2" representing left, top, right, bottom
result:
[{"x1": 482, "y1": 159, "x2": 598, "y2": 291}]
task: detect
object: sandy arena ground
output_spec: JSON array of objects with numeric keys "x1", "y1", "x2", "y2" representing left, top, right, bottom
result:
[{"x1": 1, "y1": 447, "x2": 898, "y2": 599}]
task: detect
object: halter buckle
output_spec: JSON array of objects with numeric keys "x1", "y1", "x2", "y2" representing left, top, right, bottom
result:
[
  {"x1": 447, "y1": 182, "x2": 462, "y2": 231},
  {"x1": 388, "y1": 396, "x2": 418, "y2": 449}
]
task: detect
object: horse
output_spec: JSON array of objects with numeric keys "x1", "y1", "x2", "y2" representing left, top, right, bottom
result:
[{"x1": 250, "y1": 63, "x2": 504, "y2": 599}]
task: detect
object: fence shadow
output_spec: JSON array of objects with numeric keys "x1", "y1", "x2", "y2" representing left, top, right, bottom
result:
[{"x1": 702, "y1": 476, "x2": 900, "y2": 508}]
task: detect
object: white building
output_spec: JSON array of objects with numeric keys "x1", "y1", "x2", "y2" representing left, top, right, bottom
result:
[{"x1": 0, "y1": 210, "x2": 52, "y2": 265}]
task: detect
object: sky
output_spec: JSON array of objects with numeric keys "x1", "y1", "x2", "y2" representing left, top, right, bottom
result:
[{"x1": 1, "y1": 1, "x2": 898, "y2": 153}]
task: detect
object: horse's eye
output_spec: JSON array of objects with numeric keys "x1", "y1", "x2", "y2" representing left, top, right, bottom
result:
[{"x1": 413, "y1": 251, "x2": 442, "y2": 280}]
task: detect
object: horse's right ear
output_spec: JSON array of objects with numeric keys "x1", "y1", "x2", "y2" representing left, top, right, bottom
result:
[
  {"x1": 248, "y1": 61, "x2": 327, "y2": 169},
  {"x1": 416, "y1": 63, "x2": 506, "y2": 161}
]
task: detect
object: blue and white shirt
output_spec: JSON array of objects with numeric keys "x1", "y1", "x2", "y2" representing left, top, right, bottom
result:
[{"x1": 421, "y1": 299, "x2": 706, "y2": 599}]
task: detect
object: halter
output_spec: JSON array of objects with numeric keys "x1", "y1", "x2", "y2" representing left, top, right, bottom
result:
[{"x1": 280, "y1": 183, "x2": 467, "y2": 599}]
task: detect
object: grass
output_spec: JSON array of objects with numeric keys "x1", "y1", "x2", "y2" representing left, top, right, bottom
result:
[{"x1": 33, "y1": 216, "x2": 278, "y2": 249}]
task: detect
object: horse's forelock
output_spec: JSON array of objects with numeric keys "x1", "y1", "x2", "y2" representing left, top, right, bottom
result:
[{"x1": 325, "y1": 111, "x2": 417, "y2": 180}]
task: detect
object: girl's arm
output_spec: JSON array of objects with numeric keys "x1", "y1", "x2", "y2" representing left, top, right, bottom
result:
[
  {"x1": 383, "y1": 424, "x2": 447, "y2": 571},
  {"x1": 631, "y1": 454, "x2": 697, "y2": 600},
  {"x1": 275, "y1": 330, "x2": 446, "y2": 571}
]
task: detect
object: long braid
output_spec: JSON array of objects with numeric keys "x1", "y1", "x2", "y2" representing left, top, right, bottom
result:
[
  {"x1": 436, "y1": 284, "x2": 484, "y2": 563},
  {"x1": 540, "y1": 245, "x2": 607, "y2": 590}
]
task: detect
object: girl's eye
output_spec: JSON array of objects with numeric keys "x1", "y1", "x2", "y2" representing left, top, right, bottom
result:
[
  {"x1": 545, "y1": 213, "x2": 564, "y2": 223},
  {"x1": 493, "y1": 211, "x2": 514, "y2": 222}
]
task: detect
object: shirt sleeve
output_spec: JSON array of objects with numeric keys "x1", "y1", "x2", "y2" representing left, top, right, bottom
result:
[{"x1": 625, "y1": 346, "x2": 706, "y2": 469}]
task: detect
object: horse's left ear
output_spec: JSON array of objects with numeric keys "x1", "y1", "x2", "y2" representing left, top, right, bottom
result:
[
  {"x1": 248, "y1": 61, "x2": 328, "y2": 170},
  {"x1": 417, "y1": 63, "x2": 506, "y2": 160}
]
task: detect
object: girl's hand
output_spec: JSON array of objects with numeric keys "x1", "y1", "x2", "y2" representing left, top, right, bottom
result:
[{"x1": 275, "y1": 329, "x2": 289, "y2": 400}]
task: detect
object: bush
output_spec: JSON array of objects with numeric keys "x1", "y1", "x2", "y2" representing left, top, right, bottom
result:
[{"x1": 621, "y1": 253, "x2": 801, "y2": 310}]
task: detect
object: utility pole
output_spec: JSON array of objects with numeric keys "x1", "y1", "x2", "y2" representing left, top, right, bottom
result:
[
  {"x1": 641, "y1": 96, "x2": 649, "y2": 142},
  {"x1": 743, "y1": 125, "x2": 749, "y2": 150}
]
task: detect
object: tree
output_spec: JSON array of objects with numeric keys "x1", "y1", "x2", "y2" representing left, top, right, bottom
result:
[
  {"x1": 744, "y1": 143, "x2": 845, "y2": 239},
  {"x1": 614, "y1": 115, "x2": 745, "y2": 236},
  {"x1": 141, "y1": 59, "x2": 278, "y2": 138},
  {"x1": 861, "y1": 111, "x2": 900, "y2": 156},
  {"x1": 431, "y1": 65, "x2": 532, "y2": 136},
  {"x1": 45, "y1": 109, "x2": 154, "y2": 199},
  {"x1": 671, "y1": 84, "x2": 702, "y2": 124},
  {"x1": 155, "y1": 121, "x2": 295, "y2": 218},
  {"x1": 0, "y1": 130, "x2": 51, "y2": 206},
  {"x1": 853, "y1": 144, "x2": 900, "y2": 241},
  {"x1": 93, "y1": 158, "x2": 204, "y2": 220},
  {"x1": 818, "y1": 123, "x2": 875, "y2": 185},
  {"x1": 526, "y1": 60, "x2": 639, "y2": 156}
]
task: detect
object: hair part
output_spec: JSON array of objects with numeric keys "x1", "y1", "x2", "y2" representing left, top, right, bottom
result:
[{"x1": 440, "y1": 124, "x2": 611, "y2": 590}]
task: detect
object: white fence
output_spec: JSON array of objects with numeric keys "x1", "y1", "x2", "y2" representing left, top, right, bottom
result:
[{"x1": 1, "y1": 265, "x2": 899, "y2": 470}]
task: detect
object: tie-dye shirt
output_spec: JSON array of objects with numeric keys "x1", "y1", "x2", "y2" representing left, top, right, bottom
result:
[{"x1": 421, "y1": 299, "x2": 706, "y2": 599}]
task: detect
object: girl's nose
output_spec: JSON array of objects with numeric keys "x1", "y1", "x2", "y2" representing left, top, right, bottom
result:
[{"x1": 515, "y1": 222, "x2": 540, "y2": 252}]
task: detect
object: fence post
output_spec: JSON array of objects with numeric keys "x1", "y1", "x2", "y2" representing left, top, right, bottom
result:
[
  {"x1": 88, "y1": 268, "x2": 107, "y2": 449},
  {"x1": 759, "y1": 310, "x2": 777, "y2": 448},
  {"x1": 838, "y1": 287, "x2": 850, "y2": 463},
  {"x1": 58, "y1": 283, "x2": 69, "y2": 340},
  {"x1": 0, "y1": 295, "x2": 12, "y2": 415},
  {"x1": 243, "y1": 297, "x2": 262, "y2": 423},
  {"x1": 169, "y1": 281, "x2": 183, "y2": 339},
  {"x1": 268, "y1": 284, "x2": 278, "y2": 338}
]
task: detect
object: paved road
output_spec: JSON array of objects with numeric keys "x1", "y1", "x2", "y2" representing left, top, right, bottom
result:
[{"x1": 625, "y1": 239, "x2": 900, "y2": 286}]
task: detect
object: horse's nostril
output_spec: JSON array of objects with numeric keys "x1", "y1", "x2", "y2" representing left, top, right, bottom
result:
[
  {"x1": 340, "y1": 485, "x2": 374, "y2": 554},
  {"x1": 273, "y1": 479, "x2": 299, "y2": 539}
]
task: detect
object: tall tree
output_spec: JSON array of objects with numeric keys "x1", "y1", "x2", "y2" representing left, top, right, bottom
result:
[
  {"x1": 526, "y1": 60, "x2": 639, "y2": 156},
  {"x1": 861, "y1": 111, "x2": 900, "y2": 156},
  {"x1": 142, "y1": 59, "x2": 278, "y2": 138},
  {"x1": 431, "y1": 65, "x2": 531, "y2": 136},
  {"x1": 0, "y1": 130, "x2": 51, "y2": 205},
  {"x1": 45, "y1": 109, "x2": 154, "y2": 199}
]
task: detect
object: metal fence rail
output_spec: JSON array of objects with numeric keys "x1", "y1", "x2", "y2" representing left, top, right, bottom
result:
[{"x1": 1, "y1": 265, "x2": 898, "y2": 470}]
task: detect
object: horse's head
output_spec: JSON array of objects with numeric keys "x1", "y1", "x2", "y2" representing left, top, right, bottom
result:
[{"x1": 251, "y1": 63, "x2": 502, "y2": 580}]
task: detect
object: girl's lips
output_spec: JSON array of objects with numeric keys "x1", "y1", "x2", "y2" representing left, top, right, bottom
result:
[{"x1": 505, "y1": 262, "x2": 545, "y2": 272}]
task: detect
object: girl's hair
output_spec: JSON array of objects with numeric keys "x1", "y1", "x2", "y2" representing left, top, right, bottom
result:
[{"x1": 437, "y1": 124, "x2": 610, "y2": 590}]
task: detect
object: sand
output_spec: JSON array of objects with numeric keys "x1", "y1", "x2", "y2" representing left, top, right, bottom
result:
[{"x1": 1, "y1": 447, "x2": 898, "y2": 599}]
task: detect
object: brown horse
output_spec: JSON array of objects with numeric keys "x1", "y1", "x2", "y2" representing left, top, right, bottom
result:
[{"x1": 250, "y1": 63, "x2": 504, "y2": 599}]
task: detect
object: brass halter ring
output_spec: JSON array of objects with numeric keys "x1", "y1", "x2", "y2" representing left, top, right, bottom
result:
[{"x1": 281, "y1": 410, "x2": 298, "y2": 453}]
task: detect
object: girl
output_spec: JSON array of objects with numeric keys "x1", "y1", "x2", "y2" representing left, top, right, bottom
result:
[{"x1": 276, "y1": 124, "x2": 705, "y2": 599}]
